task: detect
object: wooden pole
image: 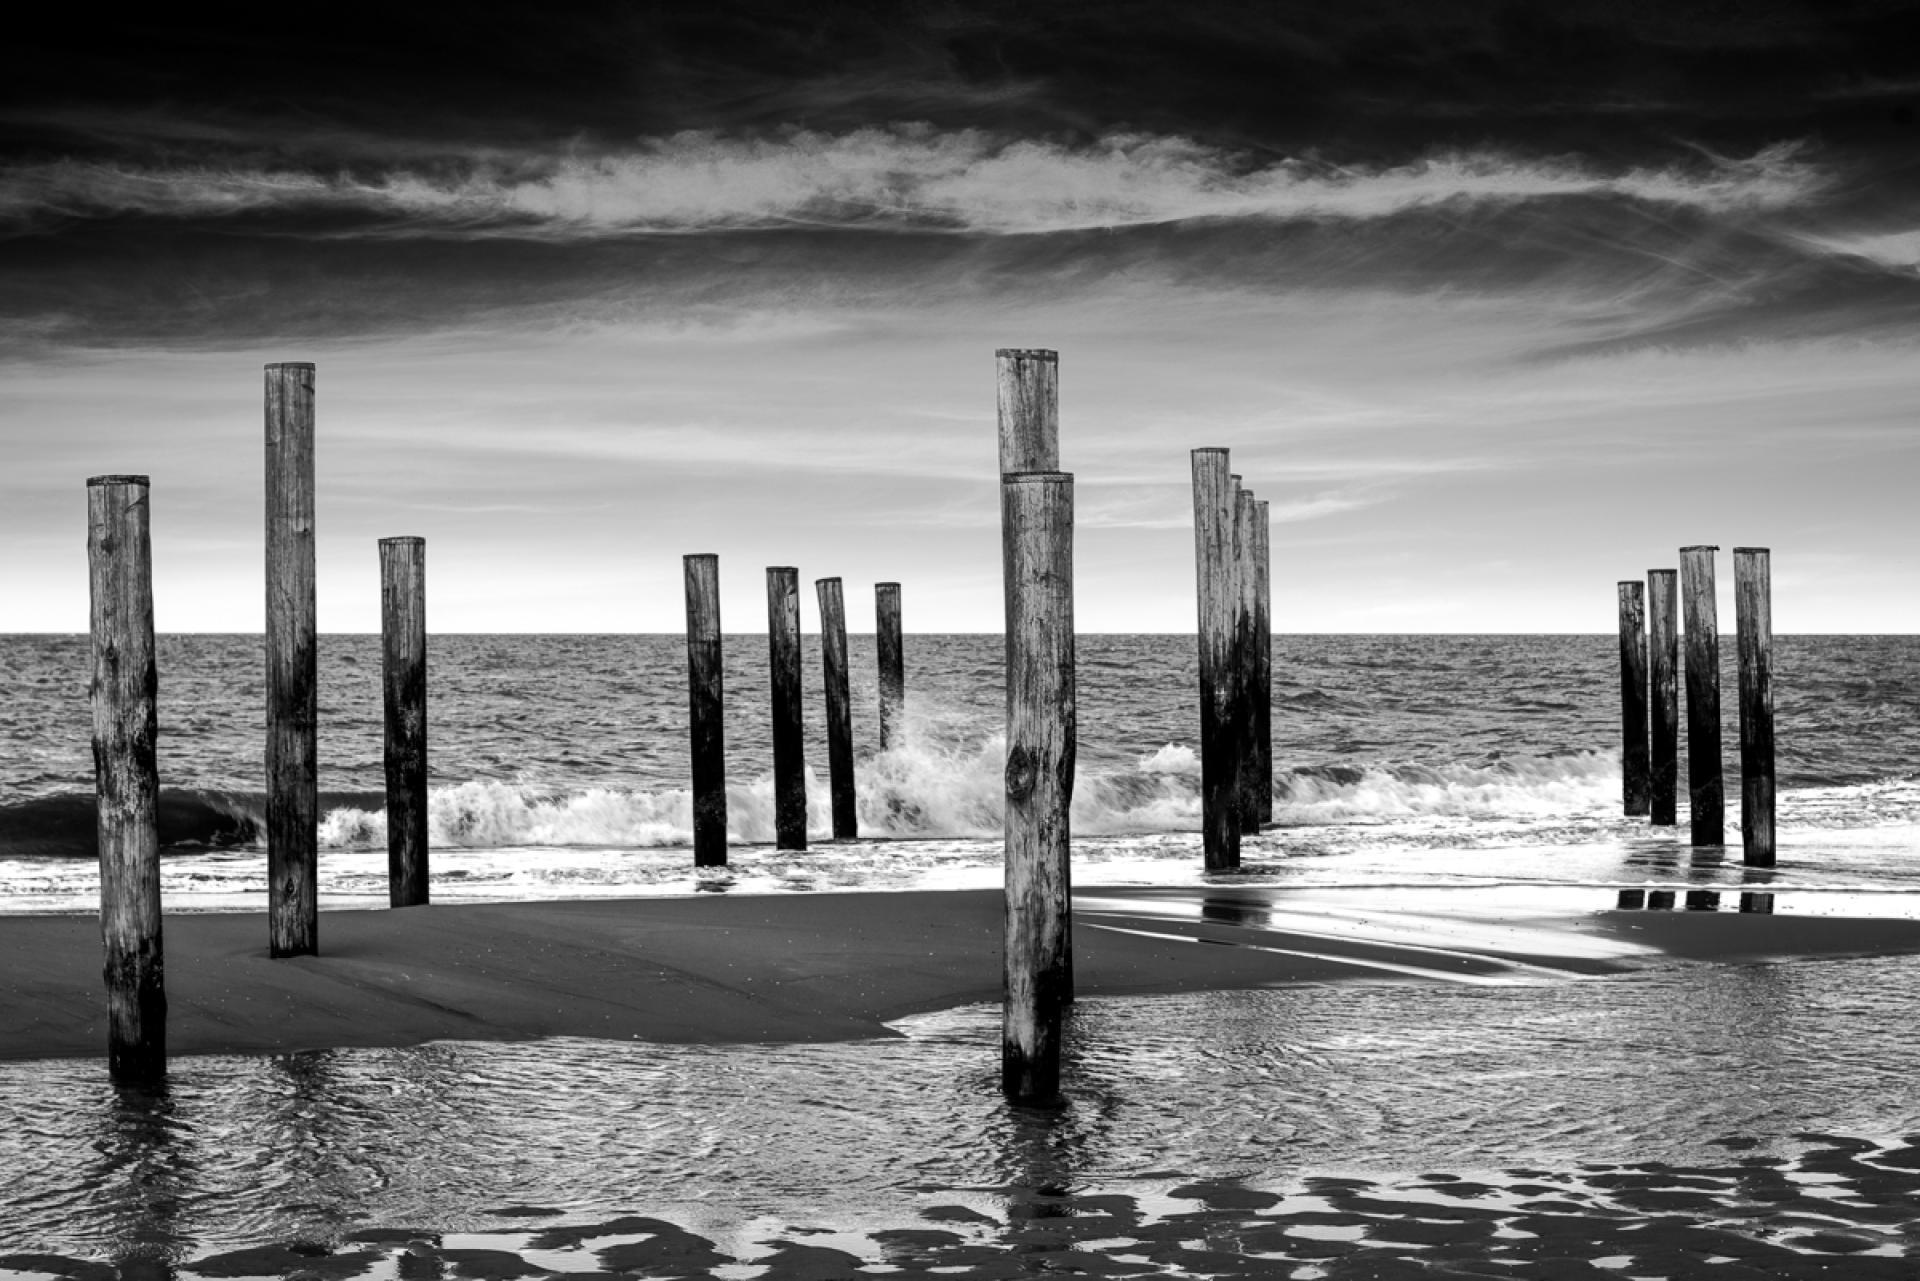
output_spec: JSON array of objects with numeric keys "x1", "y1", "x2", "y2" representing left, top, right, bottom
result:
[
  {"x1": 1253, "y1": 499, "x2": 1273, "y2": 826},
  {"x1": 1190, "y1": 448, "x2": 1240, "y2": 870},
  {"x1": 379, "y1": 537, "x2": 428, "y2": 907},
  {"x1": 684, "y1": 553, "x2": 727, "y2": 866},
  {"x1": 766, "y1": 566, "x2": 807, "y2": 851},
  {"x1": 265, "y1": 361, "x2": 318, "y2": 957},
  {"x1": 1617, "y1": 580, "x2": 1650, "y2": 817},
  {"x1": 87, "y1": 475, "x2": 165, "y2": 1081},
  {"x1": 1235, "y1": 484, "x2": 1262, "y2": 833},
  {"x1": 1001, "y1": 471, "x2": 1075, "y2": 1105},
  {"x1": 1647, "y1": 568, "x2": 1679, "y2": 826},
  {"x1": 1680, "y1": 545, "x2": 1724, "y2": 846},
  {"x1": 876, "y1": 582, "x2": 904, "y2": 751},
  {"x1": 1734, "y1": 547, "x2": 1775, "y2": 867},
  {"x1": 816, "y1": 576, "x2": 858, "y2": 840},
  {"x1": 996, "y1": 349, "x2": 1058, "y2": 474}
]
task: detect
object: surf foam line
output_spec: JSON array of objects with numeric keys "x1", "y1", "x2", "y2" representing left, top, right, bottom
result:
[{"x1": 311, "y1": 746, "x2": 1627, "y2": 850}]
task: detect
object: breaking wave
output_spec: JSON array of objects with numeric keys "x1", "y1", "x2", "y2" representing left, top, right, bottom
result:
[{"x1": 301, "y1": 743, "x2": 1623, "y2": 851}]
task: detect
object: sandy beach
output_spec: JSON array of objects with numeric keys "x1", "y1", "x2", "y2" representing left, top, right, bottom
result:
[{"x1": 8, "y1": 886, "x2": 1920, "y2": 1062}]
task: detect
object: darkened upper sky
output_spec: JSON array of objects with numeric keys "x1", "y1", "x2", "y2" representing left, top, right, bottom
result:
[{"x1": 5, "y1": 2, "x2": 1919, "y2": 632}]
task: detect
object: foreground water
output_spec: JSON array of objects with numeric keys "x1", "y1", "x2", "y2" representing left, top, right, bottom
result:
[
  {"x1": 4, "y1": 957, "x2": 1919, "y2": 1274},
  {"x1": 2, "y1": 633, "x2": 1917, "y2": 1274}
]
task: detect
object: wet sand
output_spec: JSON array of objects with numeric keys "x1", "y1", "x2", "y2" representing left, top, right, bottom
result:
[
  {"x1": 6, "y1": 1138, "x2": 1915, "y2": 1278},
  {"x1": 6, "y1": 885, "x2": 1920, "y2": 1063}
]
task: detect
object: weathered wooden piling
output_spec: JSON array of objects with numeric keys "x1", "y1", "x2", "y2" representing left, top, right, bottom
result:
[
  {"x1": 1734, "y1": 548, "x2": 1775, "y2": 867},
  {"x1": 379, "y1": 537, "x2": 428, "y2": 907},
  {"x1": 996, "y1": 349, "x2": 1059, "y2": 473},
  {"x1": 1190, "y1": 448, "x2": 1241, "y2": 870},
  {"x1": 265, "y1": 361, "x2": 318, "y2": 957},
  {"x1": 1679, "y1": 546, "x2": 1724, "y2": 846},
  {"x1": 1001, "y1": 471, "x2": 1076, "y2": 1105},
  {"x1": 1647, "y1": 568, "x2": 1679, "y2": 826},
  {"x1": 1235, "y1": 485, "x2": 1262, "y2": 833},
  {"x1": 815, "y1": 576, "x2": 858, "y2": 840},
  {"x1": 1253, "y1": 499, "x2": 1273, "y2": 827},
  {"x1": 766, "y1": 567, "x2": 807, "y2": 851},
  {"x1": 877, "y1": 582, "x2": 904, "y2": 751},
  {"x1": 683, "y1": 554, "x2": 727, "y2": 866},
  {"x1": 1617, "y1": 581, "x2": 1650, "y2": 817},
  {"x1": 87, "y1": 475, "x2": 165, "y2": 1080}
]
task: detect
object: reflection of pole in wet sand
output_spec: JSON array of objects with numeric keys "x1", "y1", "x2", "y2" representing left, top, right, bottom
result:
[
  {"x1": 89, "y1": 1078, "x2": 192, "y2": 1274},
  {"x1": 987, "y1": 1011, "x2": 1123, "y2": 1212},
  {"x1": 256, "y1": 1051, "x2": 376, "y2": 1236},
  {"x1": 1201, "y1": 896, "x2": 1271, "y2": 929}
]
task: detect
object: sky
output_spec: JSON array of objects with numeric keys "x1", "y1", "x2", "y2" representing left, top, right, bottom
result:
[{"x1": 5, "y1": 1, "x2": 1919, "y2": 633}]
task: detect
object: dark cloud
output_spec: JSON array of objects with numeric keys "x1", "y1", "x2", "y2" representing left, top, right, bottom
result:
[
  {"x1": 9, "y1": 1, "x2": 1920, "y2": 161},
  {"x1": 6, "y1": 1, "x2": 1920, "y2": 354}
]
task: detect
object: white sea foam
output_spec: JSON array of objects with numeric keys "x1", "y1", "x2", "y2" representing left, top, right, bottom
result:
[
  {"x1": 315, "y1": 742, "x2": 1624, "y2": 850},
  {"x1": 1276, "y1": 752, "x2": 1621, "y2": 824}
]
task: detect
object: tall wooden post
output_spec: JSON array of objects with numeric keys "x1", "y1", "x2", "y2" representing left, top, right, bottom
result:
[
  {"x1": 1190, "y1": 448, "x2": 1240, "y2": 870},
  {"x1": 1252, "y1": 499, "x2": 1273, "y2": 826},
  {"x1": 996, "y1": 349, "x2": 1058, "y2": 473},
  {"x1": 1617, "y1": 580, "x2": 1650, "y2": 817},
  {"x1": 1001, "y1": 471, "x2": 1075, "y2": 1105},
  {"x1": 816, "y1": 576, "x2": 858, "y2": 840},
  {"x1": 1234, "y1": 484, "x2": 1261, "y2": 833},
  {"x1": 766, "y1": 566, "x2": 807, "y2": 851},
  {"x1": 1734, "y1": 548, "x2": 1775, "y2": 867},
  {"x1": 1680, "y1": 545, "x2": 1724, "y2": 846},
  {"x1": 379, "y1": 537, "x2": 428, "y2": 907},
  {"x1": 1647, "y1": 568, "x2": 1679, "y2": 826},
  {"x1": 87, "y1": 475, "x2": 165, "y2": 1081},
  {"x1": 684, "y1": 553, "x2": 727, "y2": 866},
  {"x1": 876, "y1": 582, "x2": 904, "y2": 751},
  {"x1": 265, "y1": 361, "x2": 318, "y2": 957}
]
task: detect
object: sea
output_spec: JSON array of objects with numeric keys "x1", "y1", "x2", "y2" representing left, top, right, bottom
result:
[{"x1": 3, "y1": 632, "x2": 1919, "y2": 1276}]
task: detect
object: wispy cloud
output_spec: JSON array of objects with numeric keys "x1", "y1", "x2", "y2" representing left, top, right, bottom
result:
[
  {"x1": 0, "y1": 129, "x2": 1826, "y2": 239},
  {"x1": 1792, "y1": 227, "x2": 1920, "y2": 270}
]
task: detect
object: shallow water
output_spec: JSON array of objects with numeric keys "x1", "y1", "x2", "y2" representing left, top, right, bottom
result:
[{"x1": 3, "y1": 953, "x2": 1919, "y2": 1272}]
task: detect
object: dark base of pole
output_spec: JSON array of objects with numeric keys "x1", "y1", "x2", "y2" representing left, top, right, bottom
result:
[
  {"x1": 1002, "y1": 1036, "x2": 1065, "y2": 1107},
  {"x1": 104, "y1": 957, "x2": 166, "y2": 1083}
]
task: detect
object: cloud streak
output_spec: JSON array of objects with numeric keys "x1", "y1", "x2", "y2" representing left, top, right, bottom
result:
[{"x1": 0, "y1": 129, "x2": 1826, "y2": 239}]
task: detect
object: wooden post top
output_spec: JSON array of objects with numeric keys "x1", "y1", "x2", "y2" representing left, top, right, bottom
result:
[
  {"x1": 87, "y1": 475, "x2": 150, "y2": 487},
  {"x1": 265, "y1": 361, "x2": 316, "y2": 370},
  {"x1": 1680, "y1": 544, "x2": 1720, "y2": 552},
  {"x1": 815, "y1": 575, "x2": 842, "y2": 585},
  {"x1": 996, "y1": 348, "x2": 1057, "y2": 361},
  {"x1": 877, "y1": 581, "x2": 900, "y2": 589},
  {"x1": 1192, "y1": 446, "x2": 1230, "y2": 458},
  {"x1": 684, "y1": 552, "x2": 718, "y2": 563},
  {"x1": 379, "y1": 536, "x2": 425, "y2": 546},
  {"x1": 767, "y1": 565, "x2": 797, "y2": 573},
  {"x1": 1732, "y1": 546, "x2": 1771, "y2": 554}
]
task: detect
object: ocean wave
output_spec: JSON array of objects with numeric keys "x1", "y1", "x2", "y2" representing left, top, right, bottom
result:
[
  {"x1": 1277, "y1": 753, "x2": 1621, "y2": 823},
  {"x1": 305, "y1": 743, "x2": 1620, "y2": 851},
  {"x1": 0, "y1": 788, "x2": 264, "y2": 858},
  {"x1": 12, "y1": 745, "x2": 1911, "y2": 860}
]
